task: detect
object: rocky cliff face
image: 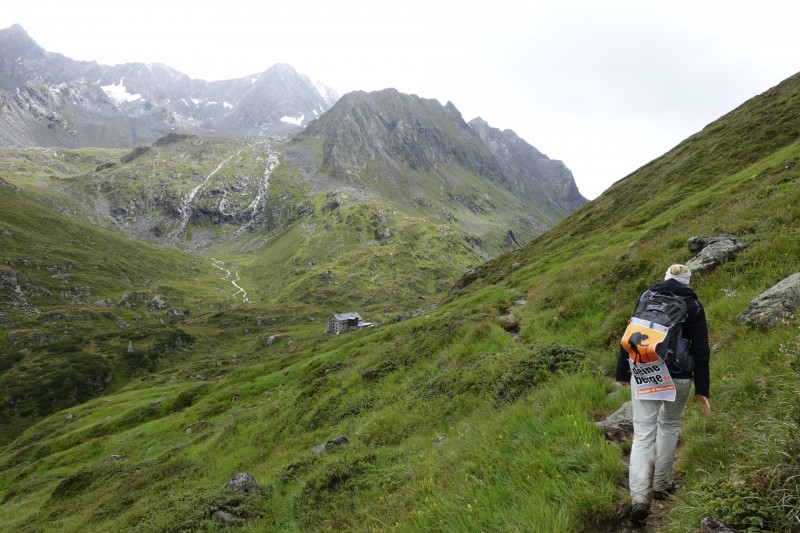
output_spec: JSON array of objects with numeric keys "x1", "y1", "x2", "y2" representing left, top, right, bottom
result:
[
  {"x1": 298, "y1": 89, "x2": 586, "y2": 216},
  {"x1": 468, "y1": 117, "x2": 586, "y2": 212},
  {"x1": 0, "y1": 25, "x2": 338, "y2": 148},
  {"x1": 301, "y1": 89, "x2": 501, "y2": 178}
]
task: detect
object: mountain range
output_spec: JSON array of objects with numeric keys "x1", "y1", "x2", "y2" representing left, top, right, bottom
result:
[
  {"x1": 0, "y1": 24, "x2": 337, "y2": 147},
  {"x1": 0, "y1": 23, "x2": 586, "y2": 257},
  {"x1": 0, "y1": 21, "x2": 588, "y2": 443}
]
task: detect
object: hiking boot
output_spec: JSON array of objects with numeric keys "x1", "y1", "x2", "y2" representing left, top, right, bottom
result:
[
  {"x1": 653, "y1": 480, "x2": 676, "y2": 500},
  {"x1": 630, "y1": 503, "x2": 649, "y2": 526}
]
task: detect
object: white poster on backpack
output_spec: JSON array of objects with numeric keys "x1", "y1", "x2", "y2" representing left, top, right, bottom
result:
[{"x1": 629, "y1": 359, "x2": 677, "y2": 401}]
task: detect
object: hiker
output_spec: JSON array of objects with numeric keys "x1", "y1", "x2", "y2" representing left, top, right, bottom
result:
[{"x1": 616, "y1": 264, "x2": 712, "y2": 526}]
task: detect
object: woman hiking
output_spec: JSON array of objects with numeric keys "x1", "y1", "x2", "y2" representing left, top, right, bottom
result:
[{"x1": 616, "y1": 264, "x2": 712, "y2": 527}]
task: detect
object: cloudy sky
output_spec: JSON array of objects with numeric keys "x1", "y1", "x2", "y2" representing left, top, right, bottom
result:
[{"x1": 3, "y1": 0, "x2": 799, "y2": 199}]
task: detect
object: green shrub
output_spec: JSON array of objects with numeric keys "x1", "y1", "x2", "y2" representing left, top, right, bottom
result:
[{"x1": 495, "y1": 344, "x2": 589, "y2": 403}]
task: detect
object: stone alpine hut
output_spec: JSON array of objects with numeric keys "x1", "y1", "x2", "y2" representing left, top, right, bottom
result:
[{"x1": 326, "y1": 312, "x2": 372, "y2": 334}]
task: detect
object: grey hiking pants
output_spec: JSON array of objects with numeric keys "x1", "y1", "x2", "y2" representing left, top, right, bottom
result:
[{"x1": 629, "y1": 378, "x2": 693, "y2": 504}]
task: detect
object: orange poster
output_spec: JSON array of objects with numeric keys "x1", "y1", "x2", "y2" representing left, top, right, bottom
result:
[{"x1": 621, "y1": 317, "x2": 668, "y2": 364}]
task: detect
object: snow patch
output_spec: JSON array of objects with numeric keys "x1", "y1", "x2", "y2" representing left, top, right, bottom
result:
[
  {"x1": 101, "y1": 77, "x2": 142, "y2": 103},
  {"x1": 281, "y1": 115, "x2": 304, "y2": 126},
  {"x1": 223, "y1": 102, "x2": 233, "y2": 109}
]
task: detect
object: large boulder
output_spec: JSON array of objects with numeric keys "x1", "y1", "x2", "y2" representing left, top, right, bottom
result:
[
  {"x1": 224, "y1": 472, "x2": 259, "y2": 494},
  {"x1": 595, "y1": 401, "x2": 633, "y2": 442},
  {"x1": 686, "y1": 234, "x2": 748, "y2": 274},
  {"x1": 311, "y1": 435, "x2": 350, "y2": 455},
  {"x1": 0, "y1": 268, "x2": 19, "y2": 289},
  {"x1": 738, "y1": 272, "x2": 800, "y2": 328}
]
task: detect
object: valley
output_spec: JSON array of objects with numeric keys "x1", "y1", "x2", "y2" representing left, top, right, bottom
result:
[{"x1": 1, "y1": 22, "x2": 799, "y2": 532}]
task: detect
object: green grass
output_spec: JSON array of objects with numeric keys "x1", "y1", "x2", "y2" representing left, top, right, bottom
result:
[{"x1": 2, "y1": 72, "x2": 800, "y2": 531}]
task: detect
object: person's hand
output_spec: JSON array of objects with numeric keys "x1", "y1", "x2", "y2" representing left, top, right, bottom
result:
[
  {"x1": 617, "y1": 381, "x2": 630, "y2": 389},
  {"x1": 694, "y1": 395, "x2": 711, "y2": 416}
]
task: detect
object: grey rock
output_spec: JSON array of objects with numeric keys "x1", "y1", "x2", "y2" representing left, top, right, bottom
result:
[
  {"x1": 688, "y1": 234, "x2": 738, "y2": 253},
  {"x1": 211, "y1": 510, "x2": 240, "y2": 527},
  {"x1": 225, "y1": 472, "x2": 259, "y2": 494},
  {"x1": 0, "y1": 269, "x2": 19, "y2": 289},
  {"x1": 149, "y1": 295, "x2": 166, "y2": 310},
  {"x1": 497, "y1": 314, "x2": 520, "y2": 332},
  {"x1": 64, "y1": 413, "x2": 74, "y2": 422},
  {"x1": 738, "y1": 272, "x2": 800, "y2": 328},
  {"x1": 595, "y1": 401, "x2": 633, "y2": 442},
  {"x1": 117, "y1": 293, "x2": 133, "y2": 308},
  {"x1": 375, "y1": 227, "x2": 392, "y2": 240},
  {"x1": 700, "y1": 516, "x2": 736, "y2": 532},
  {"x1": 311, "y1": 435, "x2": 351, "y2": 455},
  {"x1": 686, "y1": 235, "x2": 748, "y2": 274},
  {"x1": 432, "y1": 436, "x2": 447, "y2": 446},
  {"x1": 0, "y1": 228, "x2": 13, "y2": 237},
  {"x1": 104, "y1": 455, "x2": 124, "y2": 463}
]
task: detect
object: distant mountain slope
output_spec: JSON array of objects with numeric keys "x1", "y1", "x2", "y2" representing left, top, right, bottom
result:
[
  {"x1": 468, "y1": 117, "x2": 585, "y2": 212},
  {"x1": 296, "y1": 88, "x2": 586, "y2": 223},
  {"x1": 0, "y1": 25, "x2": 337, "y2": 147}
]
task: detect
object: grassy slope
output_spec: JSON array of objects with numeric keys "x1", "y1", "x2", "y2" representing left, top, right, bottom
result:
[
  {"x1": 0, "y1": 181, "x2": 234, "y2": 445},
  {"x1": 0, "y1": 74, "x2": 799, "y2": 532}
]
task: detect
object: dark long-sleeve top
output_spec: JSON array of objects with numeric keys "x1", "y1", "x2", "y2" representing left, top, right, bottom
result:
[{"x1": 616, "y1": 279, "x2": 711, "y2": 397}]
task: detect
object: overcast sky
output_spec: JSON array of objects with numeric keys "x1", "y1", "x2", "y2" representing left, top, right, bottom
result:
[{"x1": 3, "y1": 0, "x2": 799, "y2": 199}]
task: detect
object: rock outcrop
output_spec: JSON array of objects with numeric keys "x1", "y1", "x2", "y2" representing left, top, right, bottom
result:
[
  {"x1": 225, "y1": 472, "x2": 259, "y2": 494},
  {"x1": 311, "y1": 435, "x2": 350, "y2": 455},
  {"x1": 595, "y1": 401, "x2": 633, "y2": 442},
  {"x1": 0, "y1": 268, "x2": 19, "y2": 289},
  {"x1": 700, "y1": 516, "x2": 736, "y2": 532},
  {"x1": 686, "y1": 234, "x2": 748, "y2": 274},
  {"x1": 738, "y1": 272, "x2": 800, "y2": 328}
]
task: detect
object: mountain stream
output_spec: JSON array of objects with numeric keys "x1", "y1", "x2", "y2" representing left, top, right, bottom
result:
[
  {"x1": 234, "y1": 151, "x2": 279, "y2": 237},
  {"x1": 210, "y1": 258, "x2": 250, "y2": 303},
  {"x1": 174, "y1": 152, "x2": 239, "y2": 237}
]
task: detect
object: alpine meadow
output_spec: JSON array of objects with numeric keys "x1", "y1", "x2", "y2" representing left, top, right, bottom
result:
[{"x1": 1, "y1": 23, "x2": 800, "y2": 533}]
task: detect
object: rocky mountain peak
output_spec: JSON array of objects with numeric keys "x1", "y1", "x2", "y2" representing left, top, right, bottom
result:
[
  {"x1": 299, "y1": 89, "x2": 585, "y2": 215},
  {"x1": 0, "y1": 24, "x2": 48, "y2": 89},
  {"x1": 301, "y1": 88, "x2": 501, "y2": 177},
  {"x1": 0, "y1": 24, "x2": 338, "y2": 147}
]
